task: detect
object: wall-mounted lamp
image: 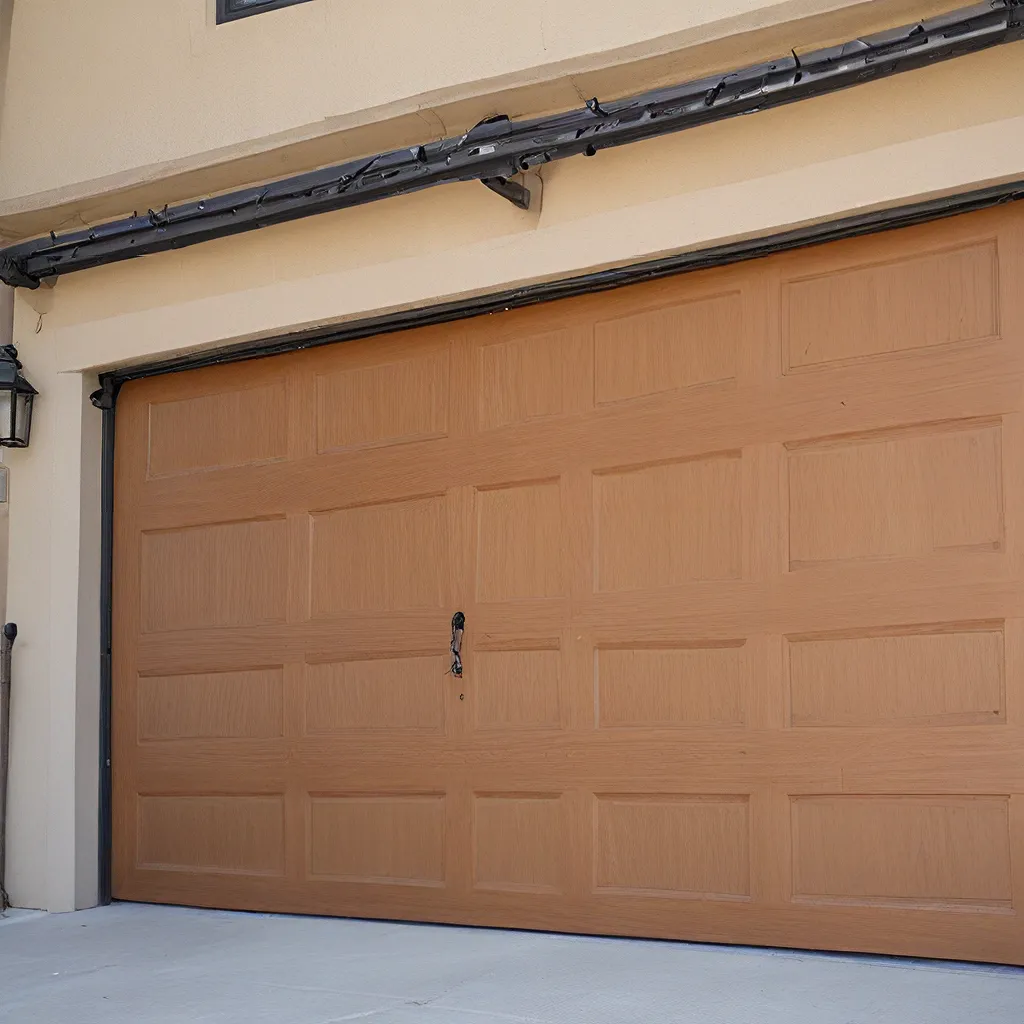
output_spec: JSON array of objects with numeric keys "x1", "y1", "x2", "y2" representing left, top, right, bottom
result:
[{"x1": 0, "y1": 346, "x2": 36, "y2": 448}]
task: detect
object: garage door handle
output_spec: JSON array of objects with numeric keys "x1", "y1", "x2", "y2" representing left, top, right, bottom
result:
[{"x1": 451, "y1": 612, "x2": 465, "y2": 678}]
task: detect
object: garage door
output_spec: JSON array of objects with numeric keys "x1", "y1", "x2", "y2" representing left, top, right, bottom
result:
[{"x1": 112, "y1": 204, "x2": 1024, "y2": 964}]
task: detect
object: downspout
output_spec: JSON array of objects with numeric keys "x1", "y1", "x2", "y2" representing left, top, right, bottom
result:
[{"x1": 0, "y1": 621, "x2": 16, "y2": 913}]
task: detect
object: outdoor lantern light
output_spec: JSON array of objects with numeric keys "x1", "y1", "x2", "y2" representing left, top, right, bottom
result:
[{"x1": 0, "y1": 345, "x2": 36, "y2": 448}]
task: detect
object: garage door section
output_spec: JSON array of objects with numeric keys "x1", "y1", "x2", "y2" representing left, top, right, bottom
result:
[{"x1": 112, "y1": 204, "x2": 1024, "y2": 964}]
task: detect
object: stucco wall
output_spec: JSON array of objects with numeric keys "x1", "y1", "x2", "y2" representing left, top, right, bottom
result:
[
  {"x1": 29, "y1": 40, "x2": 1024, "y2": 375},
  {"x1": 1, "y1": 2, "x2": 1022, "y2": 912},
  {"x1": 0, "y1": 0, "x2": 964, "y2": 238}
]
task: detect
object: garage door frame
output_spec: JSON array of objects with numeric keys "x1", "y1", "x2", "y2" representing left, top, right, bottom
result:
[{"x1": 92, "y1": 176, "x2": 1024, "y2": 908}]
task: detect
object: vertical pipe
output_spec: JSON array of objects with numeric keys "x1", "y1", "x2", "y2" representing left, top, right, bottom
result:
[
  {"x1": 0, "y1": 621, "x2": 17, "y2": 912},
  {"x1": 93, "y1": 380, "x2": 118, "y2": 906},
  {"x1": 0, "y1": 287, "x2": 13, "y2": 629}
]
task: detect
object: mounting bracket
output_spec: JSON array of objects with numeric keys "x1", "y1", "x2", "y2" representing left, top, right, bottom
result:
[{"x1": 481, "y1": 176, "x2": 532, "y2": 211}]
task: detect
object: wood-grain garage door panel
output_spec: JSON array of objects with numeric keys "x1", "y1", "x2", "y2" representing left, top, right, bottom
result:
[
  {"x1": 783, "y1": 241, "x2": 998, "y2": 370},
  {"x1": 308, "y1": 795, "x2": 446, "y2": 886},
  {"x1": 473, "y1": 794, "x2": 567, "y2": 894},
  {"x1": 594, "y1": 291, "x2": 741, "y2": 403},
  {"x1": 788, "y1": 421, "x2": 1003, "y2": 566},
  {"x1": 304, "y1": 656, "x2": 447, "y2": 733},
  {"x1": 315, "y1": 348, "x2": 449, "y2": 452},
  {"x1": 311, "y1": 497, "x2": 449, "y2": 614},
  {"x1": 594, "y1": 454, "x2": 742, "y2": 590},
  {"x1": 137, "y1": 795, "x2": 285, "y2": 876},
  {"x1": 137, "y1": 668, "x2": 285, "y2": 740},
  {"x1": 596, "y1": 644, "x2": 746, "y2": 728},
  {"x1": 787, "y1": 624, "x2": 1005, "y2": 728},
  {"x1": 792, "y1": 795, "x2": 1012, "y2": 907},
  {"x1": 113, "y1": 204, "x2": 1024, "y2": 963},
  {"x1": 594, "y1": 795, "x2": 750, "y2": 898},
  {"x1": 140, "y1": 519, "x2": 288, "y2": 632},
  {"x1": 475, "y1": 481, "x2": 564, "y2": 602},
  {"x1": 472, "y1": 648, "x2": 561, "y2": 730},
  {"x1": 147, "y1": 381, "x2": 288, "y2": 477},
  {"x1": 477, "y1": 328, "x2": 583, "y2": 430}
]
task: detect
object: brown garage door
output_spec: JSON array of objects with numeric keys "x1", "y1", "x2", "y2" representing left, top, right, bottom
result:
[{"x1": 112, "y1": 204, "x2": 1024, "y2": 964}]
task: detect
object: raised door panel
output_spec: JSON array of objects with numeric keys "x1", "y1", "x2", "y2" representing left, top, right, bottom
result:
[
  {"x1": 783, "y1": 241, "x2": 999, "y2": 371},
  {"x1": 594, "y1": 454, "x2": 742, "y2": 591},
  {"x1": 476, "y1": 481, "x2": 565, "y2": 602},
  {"x1": 308, "y1": 795, "x2": 447, "y2": 886},
  {"x1": 316, "y1": 349, "x2": 449, "y2": 452},
  {"x1": 138, "y1": 668, "x2": 285, "y2": 740},
  {"x1": 473, "y1": 795, "x2": 567, "y2": 894},
  {"x1": 304, "y1": 656, "x2": 447, "y2": 733},
  {"x1": 594, "y1": 795, "x2": 750, "y2": 899},
  {"x1": 597, "y1": 644, "x2": 746, "y2": 728},
  {"x1": 311, "y1": 496, "x2": 449, "y2": 614},
  {"x1": 473, "y1": 648, "x2": 561, "y2": 730},
  {"x1": 148, "y1": 382, "x2": 288, "y2": 477},
  {"x1": 594, "y1": 292, "x2": 742, "y2": 404},
  {"x1": 137, "y1": 796, "x2": 285, "y2": 877},
  {"x1": 788, "y1": 624, "x2": 1004, "y2": 728},
  {"x1": 140, "y1": 519, "x2": 288, "y2": 633},
  {"x1": 791, "y1": 795, "x2": 1012, "y2": 908},
  {"x1": 788, "y1": 421, "x2": 1003, "y2": 566}
]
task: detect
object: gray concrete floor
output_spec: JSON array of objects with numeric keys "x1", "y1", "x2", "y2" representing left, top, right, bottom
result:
[{"x1": 1, "y1": 904, "x2": 1022, "y2": 1024}]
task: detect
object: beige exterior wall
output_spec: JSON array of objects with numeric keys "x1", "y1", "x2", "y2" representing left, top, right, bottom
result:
[
  {"x1": 0, "y1": 0, "x2": 1022, "y2": 910},
  {"x1": 0, "y1": 0, "x2": 970, "y2": 238}
]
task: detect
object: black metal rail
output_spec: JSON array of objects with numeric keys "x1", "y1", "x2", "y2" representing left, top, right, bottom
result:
[{"x1": 1, "y1": 0, "x2": 1021, "y2": 289}]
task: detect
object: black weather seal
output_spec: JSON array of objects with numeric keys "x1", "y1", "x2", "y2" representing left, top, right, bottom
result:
[
  {"x1": 92, "y1": 375, "x2": 119, "y2": 906},
  {"x1": 1, "y1": 0, "x2": 1021, "y2": 289}
]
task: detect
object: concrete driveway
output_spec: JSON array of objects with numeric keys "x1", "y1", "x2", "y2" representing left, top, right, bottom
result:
[{"x1": 1, "y1": 903, "x2": 1021, "y2": 1024}]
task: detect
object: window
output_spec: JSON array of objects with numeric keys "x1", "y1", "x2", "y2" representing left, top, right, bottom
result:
[{"x1": 216, "y1": 0, "x2": 314, "y2": 23}]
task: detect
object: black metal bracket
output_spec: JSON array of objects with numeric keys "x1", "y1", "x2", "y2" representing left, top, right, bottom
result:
[
  {"x1": 0, "y1": 254, "x2": 37, "y2": 290},
  {"x1": 89, "y1": 375, "x2": 121, "y2": 411},
  {"x1": 216, "y1": 0, "x2": 313, "y2": 24},
  {"x1": 481, "y1": 176, "x2": 532, "y2": 211},
  {"x1": 0, "y1": 0, "x2": 1020, "y2": 289}
]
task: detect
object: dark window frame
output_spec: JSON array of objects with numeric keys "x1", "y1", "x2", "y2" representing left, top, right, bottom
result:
[{"x1": 216, "y1": 0, "x2": 314, "y2": 23}]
